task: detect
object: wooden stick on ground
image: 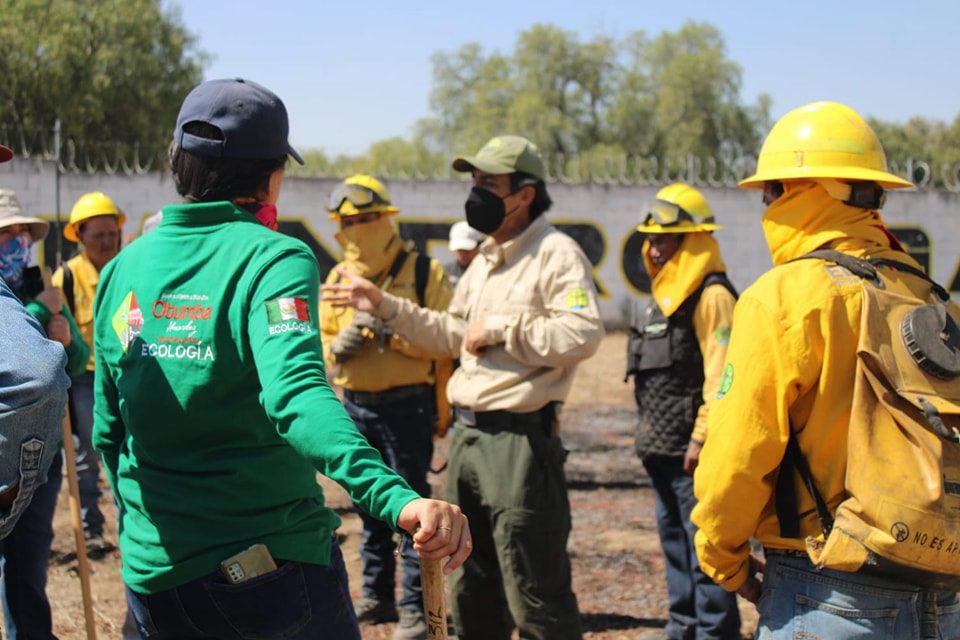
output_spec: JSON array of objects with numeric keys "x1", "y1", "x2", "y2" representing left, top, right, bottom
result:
[
  {"x1": 61, "y1": 411, "x2": 98, "y2": 640},
  {"x1": 419, "y1": 557, "x2": 448, "y2": 640},
  {"x1": 43, "y1": 267, "x2": 97, "y2": 639}
]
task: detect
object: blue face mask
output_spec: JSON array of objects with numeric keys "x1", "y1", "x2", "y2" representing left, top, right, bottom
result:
[{"x1": 0, "y1": 235, "x2": 31, "y2": 290}]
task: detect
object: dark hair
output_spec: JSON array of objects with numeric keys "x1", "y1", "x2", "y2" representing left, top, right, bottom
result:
[
  {"x1": 509, "y1": 171, "x2": 552, "y2": 219},
  {"x1": 169, "y1": 122, "x2": 287, "y2": 202}
]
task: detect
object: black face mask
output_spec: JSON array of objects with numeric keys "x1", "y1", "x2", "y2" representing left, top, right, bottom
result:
[{"x1": 464, "y1": 187, "x2": 507, "y2": 234}]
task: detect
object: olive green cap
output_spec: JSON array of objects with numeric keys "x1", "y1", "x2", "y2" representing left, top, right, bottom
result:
[{"x1": 452, "y1": 135, "x2": 545, "y2": 181}]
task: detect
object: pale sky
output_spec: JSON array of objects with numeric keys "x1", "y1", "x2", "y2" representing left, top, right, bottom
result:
[{"x1": 175, "y1": 0, "x2": 960, "y2": 156}]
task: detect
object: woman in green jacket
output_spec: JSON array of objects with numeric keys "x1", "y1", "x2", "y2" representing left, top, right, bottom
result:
[{"x1": 93, "y1": 78, "x2": 470, "y2": 640}]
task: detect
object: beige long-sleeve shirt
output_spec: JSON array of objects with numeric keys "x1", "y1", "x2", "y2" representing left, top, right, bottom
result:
[{"x1": 376, "y1": 215, "x2": 604, "y2": 413}]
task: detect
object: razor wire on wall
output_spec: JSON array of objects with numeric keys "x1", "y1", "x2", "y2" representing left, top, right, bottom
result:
[{"x1": 4, "y1": 125, "x2": 959, "y2": 190}]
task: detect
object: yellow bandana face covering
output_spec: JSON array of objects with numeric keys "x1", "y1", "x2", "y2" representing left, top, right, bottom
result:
[
  {"x1": 642, "y1": 232, "x2": 726, "y2": 317},
  {"x1": 334, "y1": 217, "x2": 399, "y2": 277},
  {"x1": 761, "y1": 182, "x2": 895, "y2": 266}
]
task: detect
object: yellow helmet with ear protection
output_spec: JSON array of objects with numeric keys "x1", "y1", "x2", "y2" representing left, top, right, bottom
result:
[{"x1": 637, "y1": 183, "x2": 721, "y2": 234}]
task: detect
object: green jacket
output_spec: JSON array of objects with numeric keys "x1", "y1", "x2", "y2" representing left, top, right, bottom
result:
[
  {"x1": 93, "y1": 201, "x2": 420, "y2": 594},
  {"x1": 17, "y1": 287, "x2": 89, "y2": 377}
]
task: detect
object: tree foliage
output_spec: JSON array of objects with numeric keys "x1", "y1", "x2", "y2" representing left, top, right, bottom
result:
[
  {"x1": 420, "y1": 22, "x2": 770, "y2": 172},
  {"x1": 299, "y1": 21, "x2": 773, "y2": 182},
  {"x1": 0, "y1": 0, "x2": 206, "y2": 160}
]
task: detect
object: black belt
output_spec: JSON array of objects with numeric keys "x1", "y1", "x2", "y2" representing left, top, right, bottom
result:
[
  {"x1": 454, "y1": 403, "x2": 560, "y2": 433},
  {"x1": 344, "y1": 383, "x2": 432, "y2": 406}
]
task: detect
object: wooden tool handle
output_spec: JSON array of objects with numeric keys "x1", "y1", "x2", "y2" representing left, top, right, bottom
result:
[
  {"x1": 419, "y1": 557, "x2": 447, "y2": 639},
  {"x1": 62, "y1": 411, "x2": 98, "y2": 639}
]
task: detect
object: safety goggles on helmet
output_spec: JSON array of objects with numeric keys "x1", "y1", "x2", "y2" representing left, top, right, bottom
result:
[
  {"x1": 640, "y1": 199, "x2": 715, "y2": 229},
  {"x1": 327, "y1": 183, "x2": 389, "y2": 214}
]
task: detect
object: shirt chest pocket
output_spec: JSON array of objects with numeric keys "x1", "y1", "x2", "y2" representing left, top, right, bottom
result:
[{"x1": 503, "y1": 280, "x2": 541, "y2": 313}]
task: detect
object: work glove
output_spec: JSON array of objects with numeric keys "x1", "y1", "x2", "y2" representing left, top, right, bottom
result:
[
  {"x1": 329, "y1": 320, "x2": 366, "y2": 363},
  {"x1": 352, "y1": 310, "x2": 384, "y2": 338}
]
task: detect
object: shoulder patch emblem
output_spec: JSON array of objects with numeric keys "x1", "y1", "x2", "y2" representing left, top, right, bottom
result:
[
  {"x1": 265, "y1": 297, "x2": 310, "y2": 324},
  {"x1": 716, "y1": 363, "x2": 734, "y2": 399},
  {"x1": 265, "y1": 297, "x2": 312, "y2": 335},
  {"x1": 565, "y1": 287, "x2": 589, "y2": 310},
  {"x1": 112, "y1": 291, "x2": 144, "y2": 353},
  {"x1": 714, "y1": 326, "x2": 732, "y2": 345}
]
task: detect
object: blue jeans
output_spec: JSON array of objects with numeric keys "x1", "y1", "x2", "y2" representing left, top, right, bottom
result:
[
  {"x1": 343, "y1": 388, "x2": 434, "y2": 612},
  {"x1": 643, "y1": 457, "x2": 740, "y2": 640},
  {"x1": 0, "y1": 451, "x2": 63, "y2": 640},
  {"x1": 126, "y1": 538, "x2": 360, "y2": 639},
  {"x1": 68, "y1": 371, "x2": 105, "y2": 536},
  {"x1": 758, "y1": 553, "x2": 960, "y2": 639}
]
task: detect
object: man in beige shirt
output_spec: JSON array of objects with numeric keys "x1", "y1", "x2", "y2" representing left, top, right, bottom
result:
[{"x1": 324, "y1": 135, "x2": 603, "y2": 640}]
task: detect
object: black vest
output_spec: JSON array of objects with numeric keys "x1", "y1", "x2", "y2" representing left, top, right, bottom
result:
[{"x1": 626, "y1": 272, "x2": 737, "y2": 459}]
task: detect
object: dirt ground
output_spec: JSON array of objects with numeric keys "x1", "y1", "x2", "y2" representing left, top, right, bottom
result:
[{"x1": 14, "y1": 333, "x2": 758, "y2": 639}]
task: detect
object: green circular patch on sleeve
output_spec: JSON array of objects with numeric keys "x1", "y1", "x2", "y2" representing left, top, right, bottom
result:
[
  {"x1": 714, "y1": 326, "x2": 732, "y2": 345},
  {"x1": 565, "y1": 287, "x2": 589, "y2": 310},
  {"x1": 716, "y1": 363, "x2": 734, "y2": 399}
]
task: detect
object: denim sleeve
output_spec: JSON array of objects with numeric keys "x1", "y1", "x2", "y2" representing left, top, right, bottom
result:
[{"x1": 0, "y1": 278, "x2": 69, "y2": 539}]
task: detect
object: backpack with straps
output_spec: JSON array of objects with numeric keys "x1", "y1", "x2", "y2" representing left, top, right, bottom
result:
[
  {"x1": 776, "y1": 249, "x2": 960, "y2": 589},
  {"x1": 378, "y1": 249, "x2": 453, "y2": 440}
]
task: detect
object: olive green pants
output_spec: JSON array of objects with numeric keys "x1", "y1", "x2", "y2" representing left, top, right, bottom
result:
[{"x1": 446, "y1": 419, "x2": 582, "y2": 640}]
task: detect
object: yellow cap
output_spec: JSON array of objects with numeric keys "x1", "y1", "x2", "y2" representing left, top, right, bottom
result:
[
  {"x1": 327, "y1": 174, "x2": 400, "y2": 219},
  {"x1": 637, "y1": 183, "x2": 721, "y2": 234},
  {"x1": 65, "y1": 192, "x2": 124, "y2": 242},
  {"x1": 740, "y1": 101, "x2": 913, "y2": 190}
]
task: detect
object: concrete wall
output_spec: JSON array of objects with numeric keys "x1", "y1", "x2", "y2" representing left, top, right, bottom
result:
[{"x1": 4, "y1": 159, "x2": 959, "y2": 326}]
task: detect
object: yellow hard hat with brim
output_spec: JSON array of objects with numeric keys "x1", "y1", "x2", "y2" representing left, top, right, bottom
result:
[
  {"x1": 739, "y1": 101, "x2": 914, "y2": 190},
  {"x1": 65, "y1": 192, "x2": 125, "y2": 242},
  {"x1": 327, "y1": 174, "x2": 399, "y2": 219},
  {"x1": 637, "y1": 183, "x2": 721, "y2": 234}
]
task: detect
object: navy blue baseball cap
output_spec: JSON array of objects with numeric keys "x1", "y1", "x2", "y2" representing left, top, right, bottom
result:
[{"x1": 175, "y1": 78, "x2": 304, "y2": 165}]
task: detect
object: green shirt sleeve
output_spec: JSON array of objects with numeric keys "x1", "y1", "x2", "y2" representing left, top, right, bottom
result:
[
  {"x1": 246, "y1": 248, "x2": 420, "y2": 529},
  {"x1": 91, "y1": 275, "x2": 124, "y2": 505},
  {"x1": 24, "y1": 300, "x2": 90, "y2": 377}
]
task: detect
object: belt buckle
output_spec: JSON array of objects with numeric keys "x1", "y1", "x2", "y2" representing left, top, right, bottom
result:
[{"x1": 456, "y1": 407, "x2": 476, "y2": 427}]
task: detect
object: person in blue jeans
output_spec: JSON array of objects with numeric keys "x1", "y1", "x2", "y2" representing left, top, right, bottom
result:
[
  {"x1": 100, "y1": 79, "x2": 470, "y2": 640},
  {"x1": 0, "y1": 144, "x2": 69, "y2": 543},
  {"x1": 321, "y1": 174, "x2": 453, "y2": 639},
  {"x1": 125, "y1": 536, "x2": 360, "y2": 639},
  {"x1": 626, "y1": 184, "x2": 740, "y2": 640},
  {"x1": 342, "y1": 389, "x2": 435, "y2": 626},
  {"x1": 54, "y1": 191, "x2": 127, "y2": 558},
  {"x1": 0, "y1": 186, "x2": 88, "y2": 640}
]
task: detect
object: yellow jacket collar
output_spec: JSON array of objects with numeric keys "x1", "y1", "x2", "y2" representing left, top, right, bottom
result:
[
  {"x1": 643, "y1": 232, "x2": 727, "y2": 317},
  {"x1": 761, "y1": 182, "x2": 903, "y2": 266}
]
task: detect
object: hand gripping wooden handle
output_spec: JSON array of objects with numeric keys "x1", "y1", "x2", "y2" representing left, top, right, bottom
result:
[{"x1": 419, "y1": 557, "x2": 448, "y2": 639}]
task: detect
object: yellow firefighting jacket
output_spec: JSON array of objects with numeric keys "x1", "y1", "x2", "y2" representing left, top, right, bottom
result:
[
  {"x1": 692, "y1": 182, "x2": 933, "y2": 591},
  {"x1": 642, "y1": 232, "x2": 736, "y2": 443},
  {"x1": 321, "y1": 237, "x2": 452, "y2": 392},
  {"x1": 52, "y1": 252, "x2": 99, "y2": 372}
]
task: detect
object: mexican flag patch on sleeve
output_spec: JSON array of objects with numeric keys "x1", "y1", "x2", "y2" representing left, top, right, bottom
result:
[{"x1": 265, "y1": 297, "x2": 310, "y2": 324}]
